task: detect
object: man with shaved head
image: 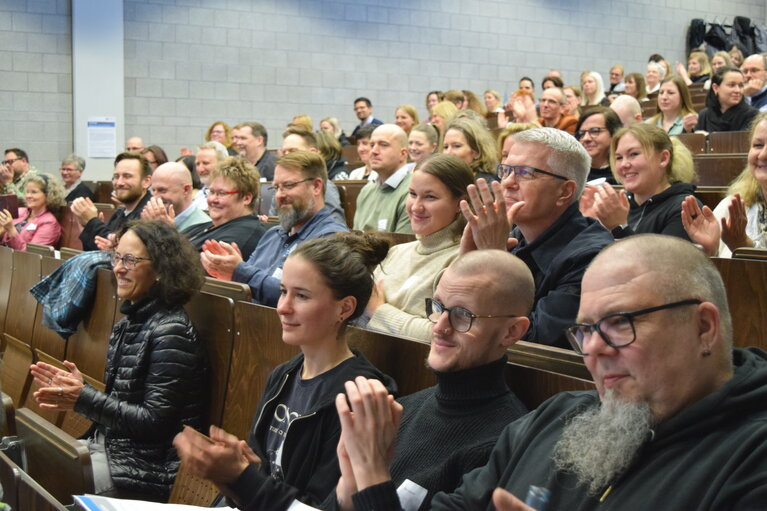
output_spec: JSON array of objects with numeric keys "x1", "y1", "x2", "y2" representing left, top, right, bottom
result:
[
  {"x1": 125, "y1": 136, "x2": 145, "y2": 153},
  {"x1": 341, "y1": 235, "x2": 767, "y2": 510},
  {"x1": 353, "y1": 124, "x2": 414, "y2": 233},
  {"x1": 141, "y1": 161, "x2": 210, "y2": 231},
  {"x1": 609, "y1": 94, "x2": 642, "y2": 127}
]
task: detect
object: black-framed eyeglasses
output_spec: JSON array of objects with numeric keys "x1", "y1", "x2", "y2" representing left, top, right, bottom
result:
[
  {"x1": 110, "y1": 252, "x2": 153, "y2": 270},
  {"x1": 425, "y1": 298, "x2": 518, "y2": 333},
  {"x1": 2, "y1": 158, "x2": 20, "y2": 166},
  {"x1": 565, "y1": 299, "x2": 702, "y2": 355},
  {"x1": 574, "y1": 127, "x2": 608, "y2": 140},
  {"x1": 496, "y1": 163, "x2": 568, "y2": 182},
  {"x1": 267, "y1": 178, "x2": 313, "y2": 193}
]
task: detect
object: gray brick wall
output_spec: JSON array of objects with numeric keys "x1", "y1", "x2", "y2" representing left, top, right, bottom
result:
[{"x1": 1, "y1": 0, "x2": 765, "y2": 173}]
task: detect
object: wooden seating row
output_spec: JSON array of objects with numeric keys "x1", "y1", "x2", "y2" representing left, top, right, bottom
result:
[
  {"x1": 675, "y1": 131, "x2": 751, "y2": 154},
  {"x1": 693, "y1": 153, "x2": 746, "y2": 187}
]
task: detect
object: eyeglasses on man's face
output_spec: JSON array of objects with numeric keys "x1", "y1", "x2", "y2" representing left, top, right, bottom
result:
[
  {"x1": 267, "y1": 178, "x2": 313, "y2": 193},
  {"x1": 575, "y1": 127, "x2": 609, "y2": 141},
  {"x1": 565, "y1": 299, "x2": 702, "y2": 355},
  {"x1": 425, "y1": 298, "x2": 518, "y2": 333},
  {"x1": 2, "y1": 158, "x2": 20, "y2": 167},
  {"x1": 110, "y1": 252, "x2": 153, "y2": 270},
  {"x1": 496, "y1": 163, "x2": 568, "y2": 182}
]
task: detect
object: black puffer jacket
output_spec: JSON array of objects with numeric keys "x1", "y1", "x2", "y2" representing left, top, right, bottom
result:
[{"x1": 75, "y1": 296, "x2": 208, "y2": 500}]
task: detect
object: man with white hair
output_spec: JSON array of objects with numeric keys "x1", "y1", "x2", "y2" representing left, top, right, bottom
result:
[
  {"x1": 341, "y1": 235, "x2": 767, "y2": 510},
  {"x1": 609, "y1": 95, "x2": 642, "y2": 127},
  {"x1": 459, "y1": 128, "x2": 613, "y2": 347},
  {"x1": 140, "y1": 161, "x2": 210, "y2": 231}
]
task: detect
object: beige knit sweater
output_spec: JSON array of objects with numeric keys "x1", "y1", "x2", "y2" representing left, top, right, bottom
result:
[{"x1": 367, "y1": 217, "x2": 464, "y2": 340}]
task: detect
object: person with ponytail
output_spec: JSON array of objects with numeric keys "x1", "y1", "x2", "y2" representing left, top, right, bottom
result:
[{"x1": 174, "y1": 232, "x2": 397, "y2": 511}]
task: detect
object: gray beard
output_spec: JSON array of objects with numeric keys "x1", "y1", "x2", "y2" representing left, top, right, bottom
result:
[
  {"x1": 278, "y1": 197, "x2": 313, "y2": 231},
  {"x1": 552, "y1": 390, "x2": 653, "y2": 496}
]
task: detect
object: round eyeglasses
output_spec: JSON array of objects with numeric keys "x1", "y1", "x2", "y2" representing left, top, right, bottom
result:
[{"x1": 425, "y1": 298, "x2": 518, "y2": 333}]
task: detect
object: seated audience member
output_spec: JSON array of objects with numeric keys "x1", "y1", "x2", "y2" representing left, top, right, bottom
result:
[
  {"x1": 407, "y1": 123, "x2": 439, "y2": 168},
  {"x1": 575, "y1": 107, "x2": 622, "y2": 183},
  {"x1": 191, "y1": 141, "x2": 228, "y2": 211},
  {"x1": 696, "y1": 66, "x2": 759, "y2": 133},
  {"x1": 174, "y1": 232, "x2": 396, "y2": 511},
  {"x1": 333, "y1": 250, "x2": 534, "y2": 511},
  {"x1": 683, "y1": 112, "x2": 767, "y2": 257},
  {"x1": 444, "y1": 90, "x2": 466, "y2": 109},
  {"x1": 316, "y1": 129, "x2": 349, "y2": 180},
  {"x1": 353, "y1": 124, "x2": 414, "y2": 234},
  {"x1": 71, "y1": 152, "x2": 153, "y2": 251},
  {"x1": 463, "y1": 90, "x2": 487, "y2": 116},
  {"x1": 518, "y1": 77, "x2": 534, "y2": 94},
  {"x1": 352, "y1": 97, "x2": 384, "y2": 138},
  {"x1": 442, "y1": 118, "x2": 498, "y2": 182},
  {"x1": 290, "y1": 113, "x2": 313, "y2": 132},
  {"x1": 60, "y1": 154, "x2": 94, "y2": 202},
  {"x1": 425, "y1": 90, "x2": 443, "y2": 118},
  {"x1": 365, "y1": 154, "x2": 473, "y2": 340},
  {"x1": 609, "y1": 95, "x2": 643, "y2": 128},
  {"x1": 232, "y1": 121, "x2": 276, "y2": 181},
  {"x1": 348, "y1": 124, "x2": 378, "y2": 181},
  {"x1": 181, "y1": 157, "x2": 265, "y2": 259},
  {"x1": 31, "y1": 221, "x2": 207, "y2": 501},
  {"x1": 275, "y1": 127, "x2": 346, "y2": 225},
  {"x1": 711, "y1": 51, "x2": 733, "y2": 74},
  {"x1": 730, "y1": 44, "x2": 745, "y2": 67},
  {"x1": 497, "y1": 123, "x2": 538, "y2": 162},
  {"x1": 394, "y1": 104, "x2": 419, "y2": 134},
  {"x1": 201, "y1": 151, "x2": 348, "y2": 306},
  {"x1": 125, "y1": 136, "x2": 144, "y2": 153},
  {"x1": 0, "y1": 173, "x2": 65, "y2": 250},
  {"x1": 580, "y1": 124, "x2": 698, "y2": 240},
  {"x1": 741, "y1": 53, "x2": 767, "y2": 112},
  {"x1": 562, "y1": 85, "x2": 582, "y2": 120},
  {"x1": 461, "y1": 128, "x2": 612, "y2": 348},
  {"x1": 343, "y1": 234, "x2": 767, "y2": 510},
  {"x1": 506, "y1": 89, "x2": 538, "y2": 125},
  {"x1": 646, "y1": 76, "x2": 698, "y2": 134},
  {"x1": 607, "y1": 64, "x2": 626, "y2": 96},
  {"x1": 140, "y1": 162, "x2": 209, "y2": 231},
  {"x1": 483, "y1": 89, "x2": 504, "y2": 113},
  {"x1": 1, "y1": 147, "x2": 39, "y2": 203},
  {"x1": 205, "y1": 120, "x2": 238, "y2": 155},
  {"x1": 175, "y1": 154, "x2": 202, "y2": 190},
  {"x1": 320, "y1": 117, "x2": 350, "y2": 147},
  {"x1": 645, "y1": 61, "x2": 666, "y2": 94},
  {"x1": 623, "y1": 72, "x2": 648, "y2": 102},
  {"x1": 580, "y1": 71, "x2": 610, "y2": 107},
  {"x1": 429, "y1": 101, "x2": 459, "y2": 137},
  {"x1": 537, "y1": 87, "x2": 577, "y2": 134},
  {"x1": 676, "y1": 50, "x2": 712, "y2": 85},
  {"x1": 141, "y1": 145, "x2": 168, "y2": 172},
  {"x1": 541, "y1": 75, "x2": 564, "y2": 90}
]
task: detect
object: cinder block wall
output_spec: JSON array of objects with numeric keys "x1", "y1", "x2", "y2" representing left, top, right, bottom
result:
[{"x1": 1, "y1": 0, "x2": 765, "y2": 174}]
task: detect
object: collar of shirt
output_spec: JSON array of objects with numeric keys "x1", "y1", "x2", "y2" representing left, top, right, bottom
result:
[{"x1": 378, "y1": 162, "x2": 414, "y2": 189}]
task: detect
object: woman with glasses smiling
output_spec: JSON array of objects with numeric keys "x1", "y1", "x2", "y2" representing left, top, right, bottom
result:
[
  {"x1": 574, "y1": 107, "x2": 623, "y2": 183},
  {"x1": 364, "y1": 154, "x2": 474, "y2": 340},
  {"x1": 30, "y1": 221, "x2": 207, "y2": 500},
  {"x1": 182, "y1": 157, "x2": 266, "y2": 261}
]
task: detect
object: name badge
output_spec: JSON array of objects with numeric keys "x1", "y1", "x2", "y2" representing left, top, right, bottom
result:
[
  {"x1": 401, "y1": 275, "x2": 419, "y2": 291},
  {"x1": 397, "y1": 479, "x2": 428, "y2": 511},
  {"x1": 26, "y1": 223, "x2": 37, "y2": 231},
  {"x1": 272, "y1": 267, "x2": 283, "y2": 280},
  {"x1": 377, "y1": 218, "x2": 388, "y2": 230}
]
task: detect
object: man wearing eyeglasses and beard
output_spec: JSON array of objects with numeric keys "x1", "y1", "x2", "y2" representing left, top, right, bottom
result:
[
  {"x1": 200, "y1": 150, "x2": 347, "y2": 306},
  {"x1": 341, "y1": 235, "x2": 767, "y2": 511},
  {"x1": 323, "y1": 249, "x2": 534, "y2": 511},
  {"x1": 460, "y1": 127, "x2": 612, "y2": 348}
]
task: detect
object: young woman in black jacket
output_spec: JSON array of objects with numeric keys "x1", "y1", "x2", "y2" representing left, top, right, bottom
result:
[{"x1": 174, "y1": 232, "x2": 397, "y2": 511}]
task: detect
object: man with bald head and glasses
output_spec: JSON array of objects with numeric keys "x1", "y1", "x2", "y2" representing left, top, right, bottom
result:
[
  {"x1": 459, "y1": 127, "x2": 612, "y2": 348},
  {"x1": 339, "y1": 235, "x2": 767, "y2": 511}
]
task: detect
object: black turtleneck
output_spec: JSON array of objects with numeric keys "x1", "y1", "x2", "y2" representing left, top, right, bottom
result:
[{"x1": 383, "y1": 356, "x2": 527, "y2": 511}]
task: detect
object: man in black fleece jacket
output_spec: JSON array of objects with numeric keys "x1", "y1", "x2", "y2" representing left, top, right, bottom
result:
[
  {"x1": 344, "y1": 235, "x2": 767, "y2": 511},
  {"x1": 330, "y1": 249, "x2": 535, "y2": 511}
]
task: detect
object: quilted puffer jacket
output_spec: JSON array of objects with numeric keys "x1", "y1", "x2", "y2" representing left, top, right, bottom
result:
[{"x1": 75, "y1": 296, "x2": 208, "y2": 500}]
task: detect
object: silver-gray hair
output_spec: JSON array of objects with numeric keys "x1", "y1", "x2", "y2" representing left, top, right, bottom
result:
[
  {"x1": 61, "y1": 153, "x2": 85, "y2": 172},
  {"x1": 512, "y1": 127, "x2": 590, "y2": 200},
  {"x1": 647, "y1": 61, "x2": 667, "y2": 80},
  {"x1": 198, "y1": 141, "x2": 228, "y2": 162}
]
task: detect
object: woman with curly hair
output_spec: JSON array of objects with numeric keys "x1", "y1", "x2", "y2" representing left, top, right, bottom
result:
[
  {"x1": 0, "y1": 173, "x2": 66, "y2": 250},
  {"x1": 31, "y1": 221, "x2": 208, "y2": 500}
]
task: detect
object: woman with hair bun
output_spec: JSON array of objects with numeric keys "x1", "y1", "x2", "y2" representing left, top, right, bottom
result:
[
  {"x1": 174, "y1": 231, "x2": 396, "y2": 511},
  {"x1": 580, "y1": 123, "x2": 699, "y2": 240}
]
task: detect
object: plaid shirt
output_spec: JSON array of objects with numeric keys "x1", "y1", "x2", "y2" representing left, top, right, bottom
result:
[{"x1": 30, "y1": 250, "x2": 111, "y2": 339}]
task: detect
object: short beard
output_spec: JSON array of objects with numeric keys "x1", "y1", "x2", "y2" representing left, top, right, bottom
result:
[
  {"x1": 278, "y1": 197, "x2": 313, "y2": 231},
  {"x1": 552, "y1": 390, "x2": 653, "y2": 496}
]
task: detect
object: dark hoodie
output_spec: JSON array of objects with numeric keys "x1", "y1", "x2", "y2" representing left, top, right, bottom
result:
[
  {"x1": 611, "y1": 182, "x2": 698, "y2": 241},
  {"x1": 227, "y1": 350, "x2": 396, "y2": 511},
  {"x1": 425, "y1": 347, "x2": 767, "y2": 511}
]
